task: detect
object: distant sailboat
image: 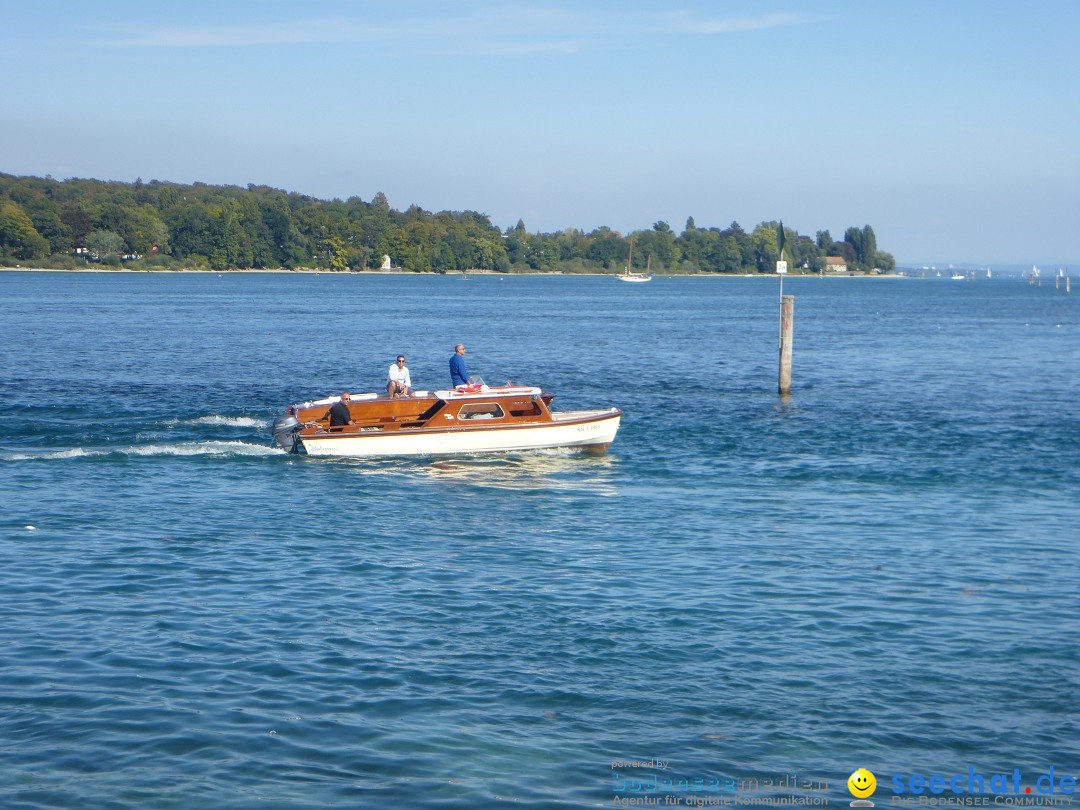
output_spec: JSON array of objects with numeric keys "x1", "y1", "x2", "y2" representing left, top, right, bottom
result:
[{"x1": 616, "y1": 239, "x2": 652, "y2": 282}]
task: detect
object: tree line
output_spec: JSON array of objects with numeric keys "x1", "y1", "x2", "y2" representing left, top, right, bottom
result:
[{"x1": 0, "y1": 173, "x2": 894, "y2": 274}]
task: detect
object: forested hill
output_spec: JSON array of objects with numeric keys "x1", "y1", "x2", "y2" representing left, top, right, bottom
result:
[{"x1": 0, "y1": 173, "x2": 893, "y2": 274}]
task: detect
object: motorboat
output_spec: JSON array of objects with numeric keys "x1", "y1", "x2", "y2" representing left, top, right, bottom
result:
[{"x1": 271, "y1": 384, "x2": 622, "y2": 457}]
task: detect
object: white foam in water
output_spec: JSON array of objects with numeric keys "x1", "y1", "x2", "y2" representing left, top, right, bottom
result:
[
  {"x1": 123, "y1": 441, "x2": 281, "y2": 456},
  {"x1": 4, "y1": 442, "x2": 281, "y2": 460},
  {"x1": 164, "y1": 415, "x2": 270, "y2": 428},
  {"x1": 190, "y1": 415, "x2": 270, "y2": 428},
  {"x1": 3, "y1": 448, "x2": 102, "y2": 461},
  {"x1": 54, "y1": 448, "x2": 95, "y2": 458}
]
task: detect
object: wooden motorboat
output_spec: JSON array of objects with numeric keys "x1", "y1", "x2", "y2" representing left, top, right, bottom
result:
[{"x1": 271, "y1": 385, "x2": 622, "y2": 457}]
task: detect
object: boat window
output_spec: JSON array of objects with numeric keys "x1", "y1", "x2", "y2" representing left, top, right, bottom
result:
[
  {"x1": 509, "y1": 400, "x2": 543, "y2": 417},
  {"x1": 458, "y1": 402, "x2": 505, "y2": 420}
]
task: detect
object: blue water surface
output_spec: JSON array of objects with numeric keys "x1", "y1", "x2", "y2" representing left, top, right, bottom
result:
[{"x1": 0, "y1": 271, "x2": 1077, "y2": 809}]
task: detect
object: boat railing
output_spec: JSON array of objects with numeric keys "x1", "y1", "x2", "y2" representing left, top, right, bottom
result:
[
  {"x1": 296, "y1": 392, "x2": 380, "y2": 409},
  {"x1": 434, "y1": 385, "x2": 542, "y2": 400}
]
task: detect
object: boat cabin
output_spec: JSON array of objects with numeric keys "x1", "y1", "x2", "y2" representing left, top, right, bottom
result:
[{"x1": 291, "y1": 387, "x2": 557, "y2": 438}]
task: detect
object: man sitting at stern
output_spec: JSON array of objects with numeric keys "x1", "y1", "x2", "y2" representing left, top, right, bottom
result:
[{"x1": 328, "y1": 392, "x2": 354, "y2": 428}]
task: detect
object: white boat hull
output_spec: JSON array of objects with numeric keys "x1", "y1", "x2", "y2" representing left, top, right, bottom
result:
[{"x1": 298, "y1": 409, "x2": 621, "y2": 457}]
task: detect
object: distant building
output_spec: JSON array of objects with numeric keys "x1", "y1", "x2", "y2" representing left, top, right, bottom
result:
[{"x1": 825, "y1": 256, "x2": 848, "y2": 273}]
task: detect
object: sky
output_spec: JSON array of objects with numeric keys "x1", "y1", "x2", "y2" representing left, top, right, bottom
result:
[{"x1": 2, "y1": 0, "x2": 1078, "y2": 265}]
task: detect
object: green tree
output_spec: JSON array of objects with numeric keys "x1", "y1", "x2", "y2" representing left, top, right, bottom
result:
[
  {"x1": 631, "y1": 222, "x2": 678, "y2": 271},
  {"x1": 86, "y1": 229, "x2": 125, "y2": 261},
  {"x1": 323, "y1": 233, "x2": 348, "y2": 270},
  {"x1": 790, "y1": 235, "x2": 818, "y2": 270},
  {"x1": 861, "y1": 225, "x2": 877, "y2": 267},
  {"x1": 165, "y1": 201, "x2": 214, "y2": 260},
  {"x1": 585, "y1": 227, "x2": 624, "y2": 269},
  {"x1": 844, "y1": 226, "x2": 864, "y2": 267},
  {"x1": 676, "y1": 225, "x2": 710, "y2": 272},
  {"x1": 60, "y1": 204, "x2": 93, "y2": 246},
  {"x1": 708, "y1": 234, "x2": 743, "y2": 274},
  {"x1": 750, "y1": 224, "x2": 780, "y2": 273},
  {"x1": 0, "y1": 200, "x2": 50, "y2": 259},
  {"x1": 23, "y1": 198, "x2": 71, "y2": 254}
]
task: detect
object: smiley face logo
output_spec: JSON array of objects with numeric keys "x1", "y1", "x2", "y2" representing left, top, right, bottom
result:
[{"x1": 848, "y1": 768, "x2": 877, "y2": 798}]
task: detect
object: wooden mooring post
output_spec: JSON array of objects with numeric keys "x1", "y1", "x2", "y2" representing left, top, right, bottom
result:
[
  {"x1": 779, "y1": 294, "x2": 794, "y2": 395},
  {"x1": 775, "y1": 222, "x2": 794, "y2": 396}
]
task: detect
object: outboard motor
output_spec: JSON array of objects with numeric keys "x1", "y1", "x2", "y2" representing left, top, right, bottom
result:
[{"x1": 271, "y1": 412, "x2": 302, "y2": 453}]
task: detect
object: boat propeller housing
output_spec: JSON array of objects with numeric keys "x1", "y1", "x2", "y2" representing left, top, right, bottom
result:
[{"x1": 271, "y1": 414, "x2": 302, "y2": 453}]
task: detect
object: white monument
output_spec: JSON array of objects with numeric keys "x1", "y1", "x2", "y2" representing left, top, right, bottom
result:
[{"x1": 381, "y1": 254, "x2": 392, "y2": 271}]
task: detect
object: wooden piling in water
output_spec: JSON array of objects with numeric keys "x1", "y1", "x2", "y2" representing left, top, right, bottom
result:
[{"x1": 779, "y1": 295, "x2": 794, "y2": 395}]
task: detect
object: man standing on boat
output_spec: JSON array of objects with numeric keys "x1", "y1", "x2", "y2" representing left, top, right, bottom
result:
[
  {"x1": 387, "y1": 355, "x2": 411, "y2": 397},
  {"x1": 449, "y1": 343, "x2": 469, "y2": 388}
]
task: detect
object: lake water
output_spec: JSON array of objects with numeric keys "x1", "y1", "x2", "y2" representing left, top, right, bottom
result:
[{"x1": 1, "y1": 271, "x2": 1077, "y2": 809}]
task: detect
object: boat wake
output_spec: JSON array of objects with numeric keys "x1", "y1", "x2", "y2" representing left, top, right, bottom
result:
[
  {"x1": 123, "y1": 440, "x2": 282, "y2": 457},
  {"x1": 3, "y1": 441, "x2": 282, "y2": 461},
  {"x1": 168, "y1": 415, "x2": 271, "y2": 429},
  {"x1": 3, "y1": 447, "x2": 96, "y2": 461}
]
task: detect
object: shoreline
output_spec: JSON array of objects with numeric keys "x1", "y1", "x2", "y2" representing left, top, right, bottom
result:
[{"x1": 0, "y1": 267, "x2": 909, "y2": 278}]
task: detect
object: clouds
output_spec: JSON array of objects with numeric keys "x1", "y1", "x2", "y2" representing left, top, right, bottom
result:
[
  {"x1": 657, "y1": 10, "x2": 824, "y2": 34},
  {"x1": 84, "y1": 4, "x2": 820, "y2": 54}
]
